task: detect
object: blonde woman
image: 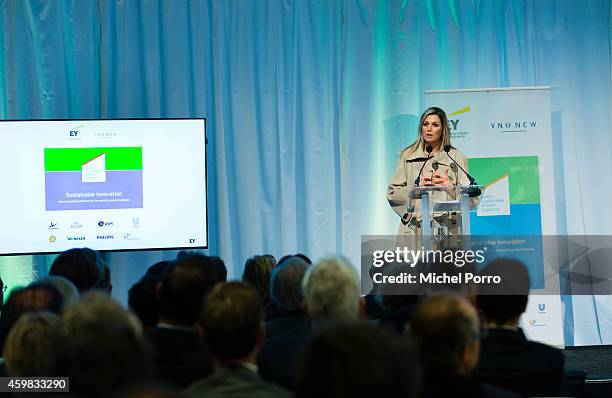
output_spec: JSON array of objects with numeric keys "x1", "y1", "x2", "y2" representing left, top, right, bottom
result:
[{"x1": 387, "y1": 107, "x2": 474, "y2": 236}]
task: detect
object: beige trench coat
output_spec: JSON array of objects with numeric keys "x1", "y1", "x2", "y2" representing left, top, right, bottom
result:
[{"x1": 387, "y1": 145, "x2": 476, "y2": 235}]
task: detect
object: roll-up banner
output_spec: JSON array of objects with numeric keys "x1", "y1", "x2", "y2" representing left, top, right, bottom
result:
[{"x1": 425, "y1": 87, "x2": 564, "y2": 348}]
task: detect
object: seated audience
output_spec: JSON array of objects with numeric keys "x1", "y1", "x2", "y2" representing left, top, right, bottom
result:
[
  {"x1": 185, "y1": 282, "x2": 290, "y2": 398},
  {"x1": 53, "y1": 292, "x2": 152, "y2": 397},
  {"x1": 3, "y1": 312, "x2": 60, "y2": 377},
  {"x1": 410, "y1": 294, "x2": 520, "y2": 398},
  {"x1": 297, "y1": 322, "x2": 421, "y2": 398},
  {"x1": 146, "y1": 254, "x2": 220, "y2": 388},
  {"x1": 49, "y1": 247, "x2": 103, "y2": 293},
  {"x1": 0, "y1": 282, "x2": 63, "y2": 353},
  {"x1": 242, "y1": 255, "x2": 276, "y2": 310},
  {"x1": 258, "y1": 256, "x2": 362, "y2": 390},
  {"x1": 474, "y1": 258, "x2": 565, "y2": 396},
  {"x1": 265, "y1": 256, "x2": 310, "y2": 339}
]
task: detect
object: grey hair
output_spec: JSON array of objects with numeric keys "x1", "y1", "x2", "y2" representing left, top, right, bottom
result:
[
  {"x1": 38, "y1": 276, "x2": 80, "y2": 308},
  {"x1": 302, "y1": 256, "x2": 360, "y2": 322},
  {"x1": 270, "y1": 257, "x2": 309, "y2": 312},
  {"x1": 61, "y1": 291, "x2": 142, "y2": 338}
]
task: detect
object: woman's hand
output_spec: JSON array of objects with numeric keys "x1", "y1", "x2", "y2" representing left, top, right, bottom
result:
[
  {"x1": 419, "y1": 172, "x2": 434, "y2": 186},
  {"x1": 431, "y1": 169, "x2": 452, "y2": 186}
]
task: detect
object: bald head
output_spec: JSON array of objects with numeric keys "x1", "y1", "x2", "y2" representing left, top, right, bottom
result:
[{"x1": 410, "y1": 295, "x2": 480, "y2": 376}]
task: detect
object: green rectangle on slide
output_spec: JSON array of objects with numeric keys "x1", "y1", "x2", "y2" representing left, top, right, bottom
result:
[
  {"x1": 468, "y1": 156, "x2": 540, "y2": 204},
  {"x1": 44, "y1": 147, "x2": 142, "y2": 171}
]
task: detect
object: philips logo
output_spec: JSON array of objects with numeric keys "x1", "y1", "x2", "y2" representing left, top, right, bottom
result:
[{"x1": 96, "y1": 235, "x2": 114, "y2": 240}]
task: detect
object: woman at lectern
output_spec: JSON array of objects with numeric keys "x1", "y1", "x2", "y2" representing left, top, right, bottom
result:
[{"x1": 387, "y1": 106, "x2": 473, "y2": 236}]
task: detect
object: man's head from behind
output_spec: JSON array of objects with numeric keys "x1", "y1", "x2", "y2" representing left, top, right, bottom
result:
[
  {"x1": 298, "y1": 322, "x2": 421, "y2": 398},
  {"x1": 197, "y1": 282, "x2": 264, "y2": 362},
  {"x1": 477, "y1": 258, "x2": 530, "y2": 327},
  {"x1": 49, "y1": 248, "x2": 102, "y2": 293},
  {"x1": 302, "y1": 256, "x2": 361, "y2": 322},
  {"x1": 54, "y1": 292, "x2": 151, "y2": 398},
  {"x1": 0, "y1": 283, "x2": 63, "y2": 352},
  {"x1": 270, "y1": 256, "x2": 310, "y2": 314},
  {"x1": 159, "y1": 254, "x2": 225, "y2": 326},
  {"x1": 410, "y1": 294, "x2": 480, "y2": 377}
]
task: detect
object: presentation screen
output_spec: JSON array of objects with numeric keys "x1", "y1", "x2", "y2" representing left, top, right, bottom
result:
[{"x1": 0, "y1": 118, "x2": 208, "y2": 255}]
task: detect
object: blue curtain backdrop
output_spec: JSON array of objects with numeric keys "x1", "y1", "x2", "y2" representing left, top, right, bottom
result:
[{"x1": 0, "y1": 0, "x2": 610, "y2": 345}]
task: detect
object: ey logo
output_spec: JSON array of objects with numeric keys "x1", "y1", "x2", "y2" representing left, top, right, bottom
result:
[{"x1": 447, "y1": 106, "x2": 471, "y2": 131}]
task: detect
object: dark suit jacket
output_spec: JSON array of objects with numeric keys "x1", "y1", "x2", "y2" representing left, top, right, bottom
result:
[
  {"x1": 257, "y1": 321, "x2": 312, "y2": 391},
  {"x1": 146, "y1": 325, "x2": 213, "y2": 389},
  {"x1": 265, "y1": 313, "x2": 305, "y2": 340},
  {"x1": 184, "y1": 364, "x2": 291, "y2": 398},
  {"x1": 474, "y1": 328, "x2": 564, "y2": 397},
  {"x1": 424, "y1": 374, "x2": 523, "y2": 398}
]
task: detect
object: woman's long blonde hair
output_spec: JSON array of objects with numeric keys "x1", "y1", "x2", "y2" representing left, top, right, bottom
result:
[{"x1": 406, "y1": 107, "x2": 452, "y2": 155}]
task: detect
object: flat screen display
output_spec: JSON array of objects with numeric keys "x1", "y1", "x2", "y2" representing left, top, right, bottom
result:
[{"x1": 0, "y1": 118, "x2": 208, "y2": 255}]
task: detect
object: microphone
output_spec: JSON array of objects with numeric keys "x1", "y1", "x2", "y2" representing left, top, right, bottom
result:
[
  {"x1": 414, "y1": 145, "x2": 433, "y2": 186},
  {"x1": 443, "y1": 145, "x2": 481, "y2": 197}
]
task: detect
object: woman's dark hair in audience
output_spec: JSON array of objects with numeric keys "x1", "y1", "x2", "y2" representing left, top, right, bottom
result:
[
  {"x1": 0, "y1": 283, "x2": 63, "y2": 353},
  {"x1": 298, "y1": 322, "x2": 421, "y2": 398},
  {"x1": 49, "y1": 248, "x2": 103, "y2": 293},
  {"x1": 242, "y1": 255, "x2": 276, "y2": 304}
]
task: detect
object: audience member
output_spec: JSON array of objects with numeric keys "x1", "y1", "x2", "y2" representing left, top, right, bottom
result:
[
  {"x1": 242, "y1": 255, "x2": 276, "y2": 308},
  {"x1": 265, "y1": 256, "x2": 309, "y2": 339},
  {"x1": 258, "y1": 256, "x2": 362, "y2": 390},
  {"x1": 410, "y1": 294, "x2": 520, "y2": 398},
  {"x1": 0, "y1": 282, "x2": 63, "y2": 353},
  {"x1": 377, "y1": 262, "x2": 420, "y2": 333},
  {"x1": 3, "y1": 312, "x2": 60, "y2": 377},
  {"x1": 474, "y1": 258, "x2": 565, "y2": 396},
  {"x1": 38, "y1": 275, "x2": 79, "y2": 308},
  {"x1": 185, "y1": 282, "x2": 290, "y2": 398},
  {"x1": 297, "y1": 322, "x2": 421, "y2": 398},
  {"x1": 129, "y1": 276, "x2": 162, "y2": 332},
  {"x1": 53, "y1": 292, "x2": 152, "y2": 398},
  {"x1": 144, "y1": 260, "x2": 172, "y2": 279},
  {"x1": 177, "y1": 251, "x2": 227, "y2": 283},
  {"x1": 146, "y1": 254, "x2": 219, "y2": 388},
  {"x1": 49, "y1": 248, "x2": 102, "y2": 293}
]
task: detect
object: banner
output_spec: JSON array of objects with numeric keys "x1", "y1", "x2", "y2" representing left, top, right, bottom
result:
[{"x1": 425, "y1": 87, "x2": 564, "y2": 348}]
